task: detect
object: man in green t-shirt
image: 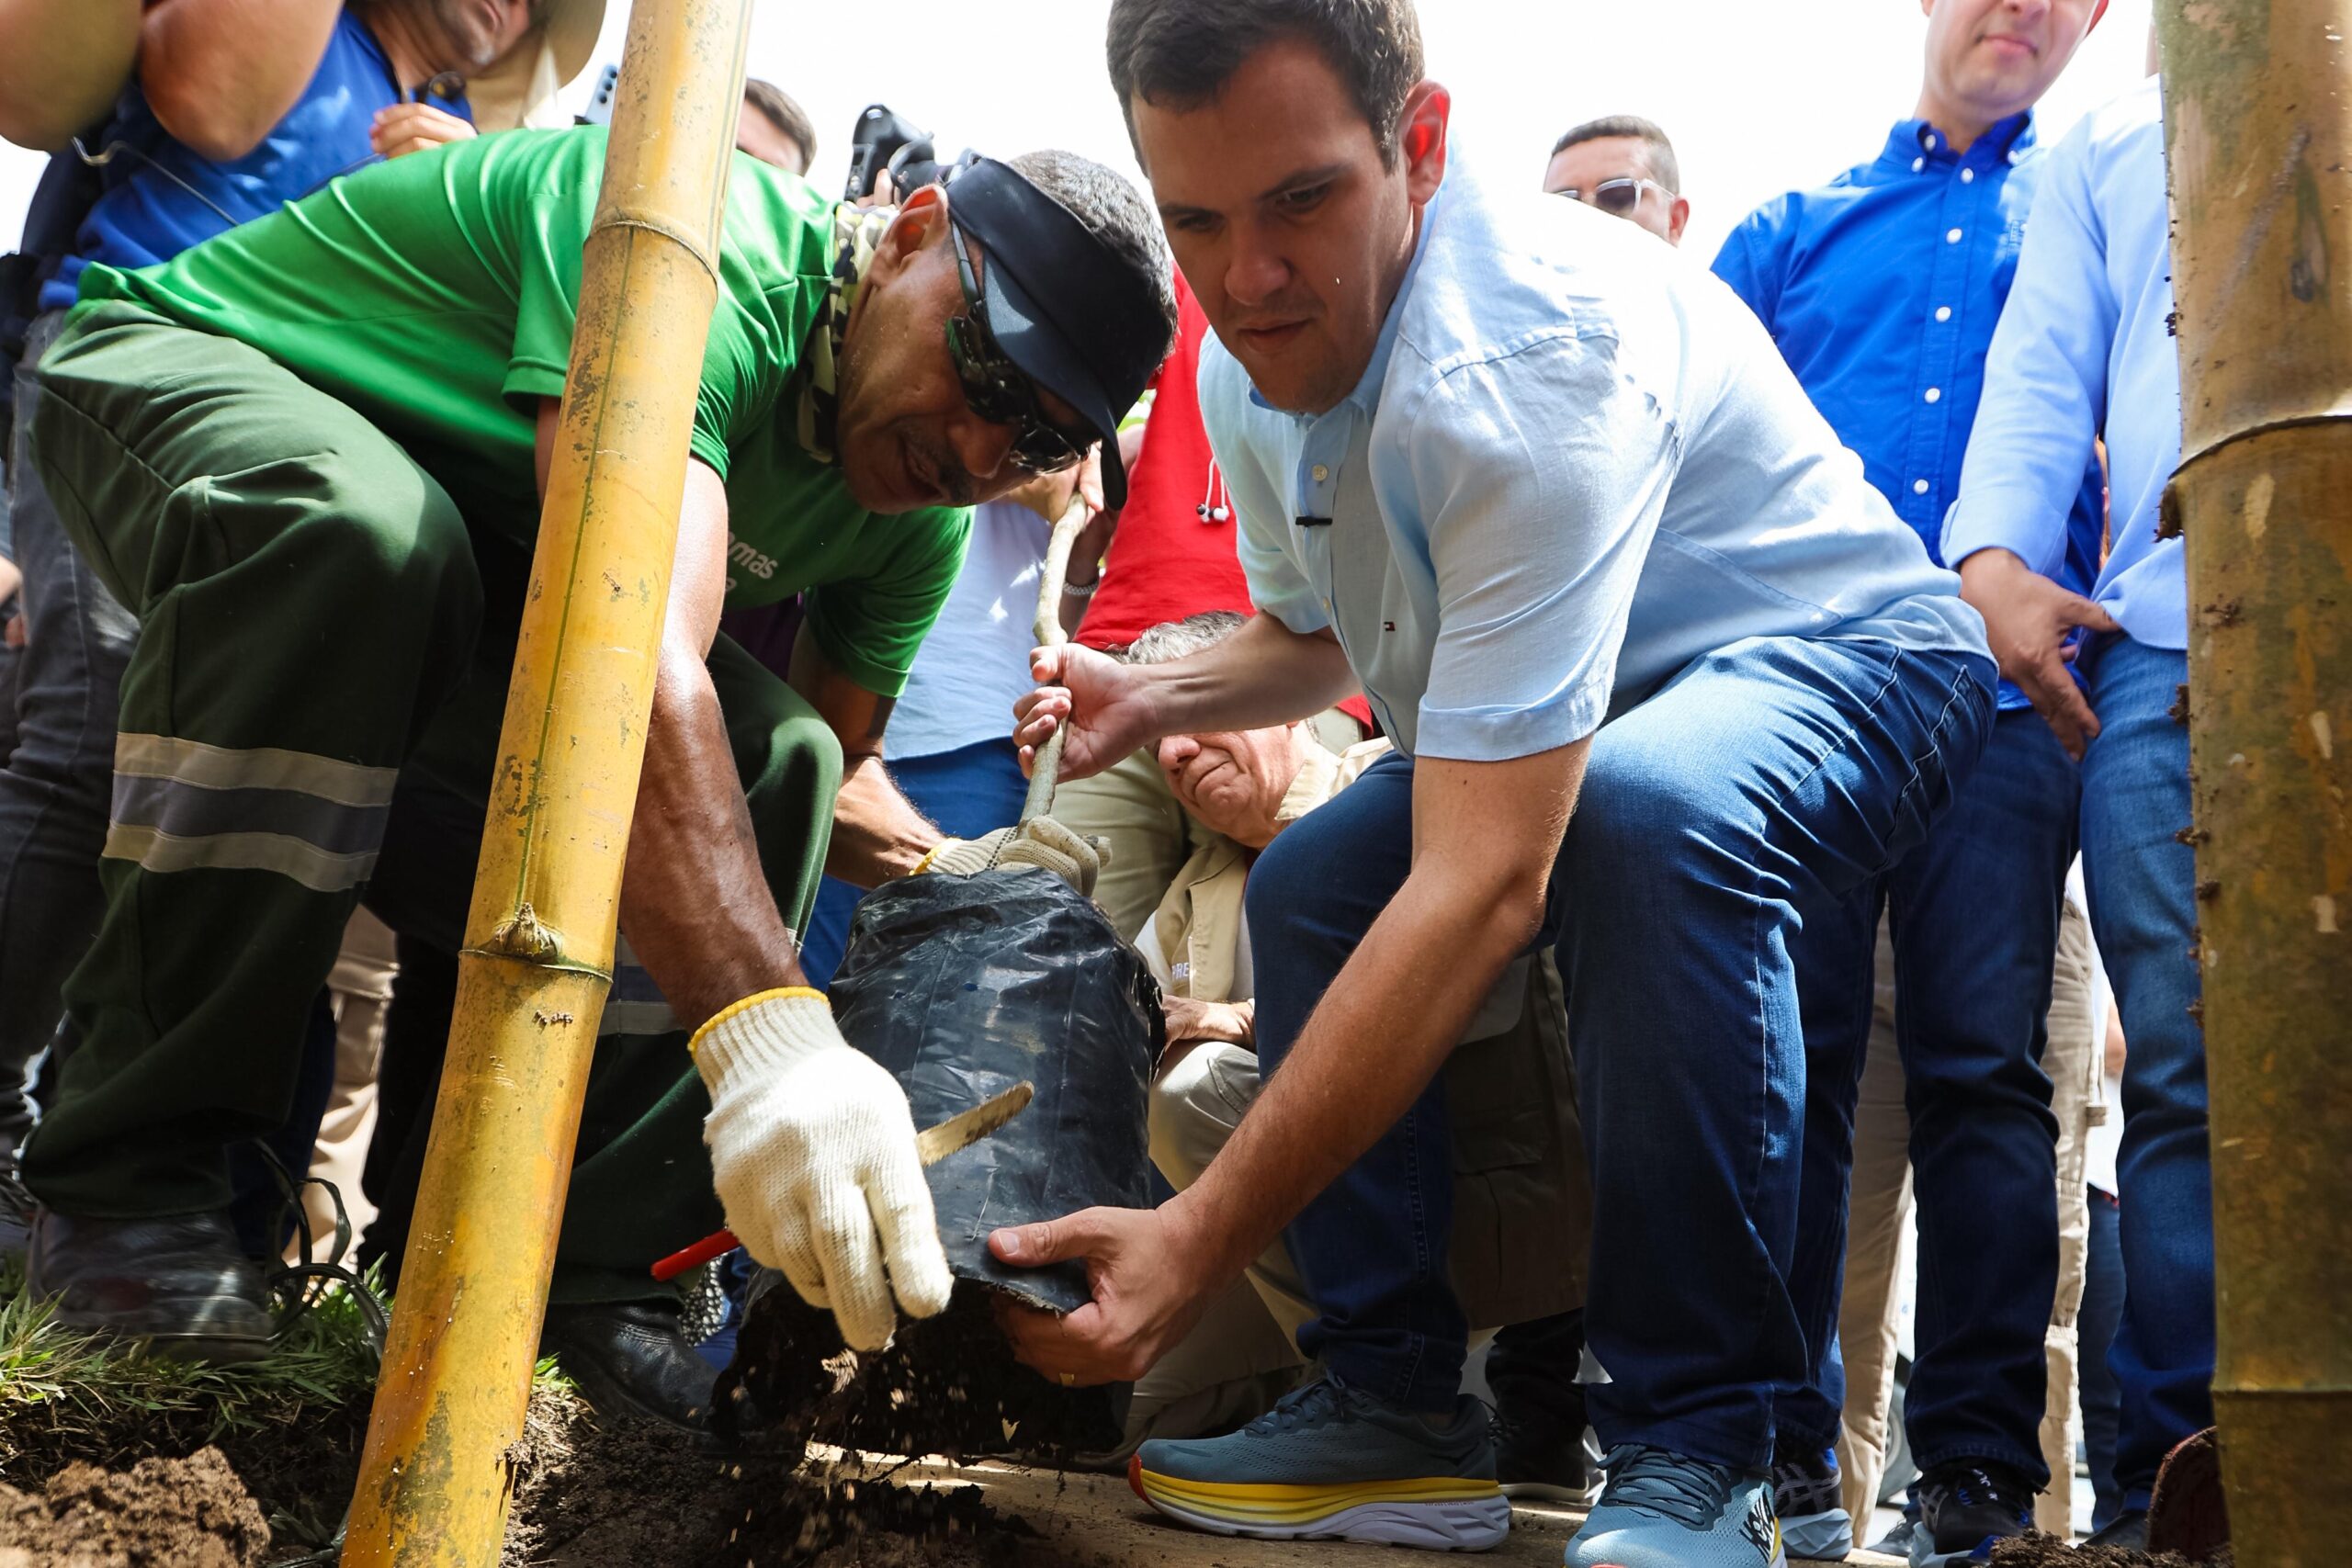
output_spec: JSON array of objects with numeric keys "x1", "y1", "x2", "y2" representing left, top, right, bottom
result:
[{"x1": 17, "y1": 127, "x2": 1176, "y2": 1429}]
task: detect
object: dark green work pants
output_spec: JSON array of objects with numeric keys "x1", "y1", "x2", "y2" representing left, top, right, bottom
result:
[{"x1": 20, "y1": 302, "x2": 841, "y2": 1303}]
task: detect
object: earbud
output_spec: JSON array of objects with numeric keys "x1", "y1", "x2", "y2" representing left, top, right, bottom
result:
[{"x1": 1196, "y1": 504, "x2": 1230, "y2": 524}]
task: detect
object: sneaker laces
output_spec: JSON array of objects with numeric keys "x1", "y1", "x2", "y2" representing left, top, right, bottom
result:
[
  {"x1": 1597, "y1": 1444, "x2": 1735, "y2": 1529},
  {"x1": 1940, "y1": 1463, "x2": 2032, "y2": 1517},
  {"x1": 1239, "y1": 1373, "x2": 1360, "y2": 1437}
]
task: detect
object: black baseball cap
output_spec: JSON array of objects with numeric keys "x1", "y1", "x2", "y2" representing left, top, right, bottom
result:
[{"x1": 943, "y1": 158, "x2": 1170, "y2": 510}]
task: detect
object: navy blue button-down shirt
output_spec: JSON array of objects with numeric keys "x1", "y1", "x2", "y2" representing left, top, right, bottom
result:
[{"x1": 1713, "y1": 114, "x2": 2104, "y2": 707}]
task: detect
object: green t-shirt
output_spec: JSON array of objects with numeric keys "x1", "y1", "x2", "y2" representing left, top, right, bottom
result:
[{"x1": 76, "y1": 126, "x2": 969, "y2": 698}]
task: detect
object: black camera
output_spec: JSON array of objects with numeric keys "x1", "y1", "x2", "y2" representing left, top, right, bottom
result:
[{"x1": 843, "y1": 104, "x2": 934, "y2": 204}]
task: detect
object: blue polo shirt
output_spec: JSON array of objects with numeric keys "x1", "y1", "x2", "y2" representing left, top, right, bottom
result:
[
  {"x1": 41, "y1": 10, "x2": 468, "y2": 312},
  {"x1": 1712, "y1": 114, "x2": 2104, "y2": 709}
]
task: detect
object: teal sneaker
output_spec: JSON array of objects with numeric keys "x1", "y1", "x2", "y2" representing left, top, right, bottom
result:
[
  {"x1": 1771, "y1": 1445, "x2": 1853, "y2": 1559},
  {"x1": 1127, "y1": 1373, "x2": 1510, "y2": 1550},
  {"x1": 1564, "y1": 1445, "x2": 1788, "y2": 1568}
]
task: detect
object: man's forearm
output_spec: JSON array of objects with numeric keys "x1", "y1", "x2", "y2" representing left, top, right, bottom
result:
[
  {"x1": 619, "y1": 649, "x2": 807, "y2": 1029},
  {"x1": 1172, "y1": 855, "x2": 1542, "y2": 1281},
  {"x1": 1148, "y1": 614, "x2": 1358, "y2": 739},
  {"x1": 824, "y1": 753, "x2": 939, "y2": 888}
]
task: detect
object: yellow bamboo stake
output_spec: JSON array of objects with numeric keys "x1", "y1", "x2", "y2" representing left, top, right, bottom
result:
[
  {"x1": 2157, "y1": 4, "x2": 2352, "y2": 1561},
  {"x1": 342, "y1": 0, "x2": 750, "y2": 1558}
]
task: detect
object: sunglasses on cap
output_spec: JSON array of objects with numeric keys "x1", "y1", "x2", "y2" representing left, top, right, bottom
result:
[
  {"x1": 945, "y1": 228, "x2": 1094, "y2": 477},
  {"x1": 1553, "y1": 176, "x2": 1675, "y2": 218}
]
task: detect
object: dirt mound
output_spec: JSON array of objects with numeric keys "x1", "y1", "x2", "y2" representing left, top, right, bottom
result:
[
  {"x1": 506, "y1": 1390, "x2": 1038, "y2": 1568},
  {"x1": 1991, "y1": 1533, "x2": 2233, "y2": 1567},
  {"x1": 0, "y1": 1447, "x2": 270, "y2": 1568}
]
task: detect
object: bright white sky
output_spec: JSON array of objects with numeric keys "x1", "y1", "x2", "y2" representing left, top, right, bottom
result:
[{"x1": 4, "y1": 0, "x2": 2154, "y2": 275}]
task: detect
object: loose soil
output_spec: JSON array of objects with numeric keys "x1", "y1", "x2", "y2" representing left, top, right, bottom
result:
[
  {"x1": 1992, "y1": 1534, "x2": 2233, "y2": 1568},
  {"x1": 0, "y1": 1448, "x2": 270, "y2": 1568}
]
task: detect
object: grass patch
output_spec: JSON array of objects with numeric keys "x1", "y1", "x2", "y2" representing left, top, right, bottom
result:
[{"x1": 0, "y1": 1255, "x2": 385, "y2": 1479}]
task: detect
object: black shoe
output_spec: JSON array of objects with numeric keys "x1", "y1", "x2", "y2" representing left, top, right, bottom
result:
[
  {"x1": 540, "y1": 1300, "x2": 732, "y2": 1440},
  {"x1": 1491, "y1": 1409, "x2": 1598, "y2": 1505},
  {"x1": 1913, "y1": 1461, "x2": 2035, "y2": 1566},
  {"x1": 2082, "y1": 1508, "x2": 2149, "y2": 1549},
  {"x1": 23, "y1": 1207, "x2": 272, "y2": 1362}
]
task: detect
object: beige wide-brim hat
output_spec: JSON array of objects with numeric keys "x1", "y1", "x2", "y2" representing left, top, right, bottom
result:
[{"x1": 468, "y1": 0, "x2": 608, "y2": 131}]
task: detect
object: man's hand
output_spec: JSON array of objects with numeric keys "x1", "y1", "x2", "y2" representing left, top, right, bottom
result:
[
  {"x1": 1159, "y1": 996, "x2": 1253, "y2": 1071},
  {"x1": 987, "y1": 1203, "x2": 1223, "y2": 1385},
  {"x1": 922, "y1": 816, "x2": 1105, "y2": 894},
  {"x1": 1958, "y1": 547, "x2": 2120, "y2": 760},
  {"x1": 695, "y1": 989, "x2": 955, "y2": 1350},
  {"x1": 1013, "y1": 644, "x2": 1162, "y2": 783},
  {"x1": 371, "y1": 102, "x2": 476, "y2": 160}
]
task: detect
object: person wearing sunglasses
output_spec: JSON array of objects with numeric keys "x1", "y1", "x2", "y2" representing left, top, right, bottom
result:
[
  {"x1": 1542, "y1": 114, "x2": 1688, "y2": 245},
  {"x1": 13, "y1": 126, "x2": 1174, "y2": 1438}
]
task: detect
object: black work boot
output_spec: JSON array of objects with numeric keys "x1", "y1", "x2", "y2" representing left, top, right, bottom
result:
[
  {"x1": 540, "y1": 1300, "x2": 732, "y2": 1440},
  {"x1": 24, "y1": 1207, "x2": 273, "y2": 1362}
]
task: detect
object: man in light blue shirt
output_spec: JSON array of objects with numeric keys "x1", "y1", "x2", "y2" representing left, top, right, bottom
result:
[
  {"x1": 1713, "y1": 3, "x2": 2110, "y2": 1558},
  {"x1": 986, "y1": 4, "x2": 1996, "y2": 1565},
  {"x1": 1943, "y1": 70, "x2": 2202, "y2": 1552}
]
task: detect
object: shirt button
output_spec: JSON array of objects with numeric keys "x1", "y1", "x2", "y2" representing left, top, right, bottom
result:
[
  {"x1": 1960, "y1": 167, "x2": 1975, "y2": 184},
  {"x1": 1311, "y1": 464, "x2": 1329, "y2": 483},
  {"x1": 1924, "y1": 387, "x2": 1943, "y2": 404},
  {"x1": 1936, "y1": 306, "x2": 1953, "y2": 322},
  {"x1": 1912, "y1": 156, "x2": 1925, "y2": 173},
  {"x1": 1913, "y1": 479, "x2": 1931, "y2": 495},
  {"x1": 1947, "y1": 227, "x2": 1963, "y2": 243},
  {"x1": 1925, "y1": 133, "x2": 1939, "y2": 150}
]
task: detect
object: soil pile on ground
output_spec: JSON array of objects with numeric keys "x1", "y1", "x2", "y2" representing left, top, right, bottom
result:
[
  {"x1": 1991, "y1": 1534, "x2": 2233, "y2": 1567},
  {"x1": 0, "y1": 1447, "x2": 270, "y2": 1568},
  {"x1": 504, "y1": 1387, "x2": 1039, "y2": 1568}
]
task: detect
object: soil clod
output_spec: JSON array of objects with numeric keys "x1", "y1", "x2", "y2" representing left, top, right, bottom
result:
[{"x1": 0, "y1": 1447, "x2": 271, "y2": 1568}]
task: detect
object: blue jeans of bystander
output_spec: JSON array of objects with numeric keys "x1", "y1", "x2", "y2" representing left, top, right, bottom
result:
[
  {"x1": 1778, "y1": 708, "x2": 2076, "y2": 1484},
  {"x1": 2075, "y1": 634, "x2": 2211, "y2": 1510}
]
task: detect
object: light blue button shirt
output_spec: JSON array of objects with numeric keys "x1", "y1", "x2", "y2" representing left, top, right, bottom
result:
[
  {"x1": 1944, "y1": 78, "x2": 2184, "y2": 649},
  {"x1": 1199, "y1": 152, "x2": 1989, "y2": 762}
]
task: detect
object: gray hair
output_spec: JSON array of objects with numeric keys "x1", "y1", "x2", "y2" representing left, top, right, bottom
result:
[
  {"x1": 1122, "y1": 609, "x2": 1247, "y2": 666},
  {"x1": 1549, "y1": 115, "x2": 1680, "y2": 196}
]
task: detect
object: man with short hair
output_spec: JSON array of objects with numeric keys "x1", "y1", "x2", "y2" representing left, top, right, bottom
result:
[
  {"x1": 1713, "y1": 2, "x2": 2109, "y2": 1559},
  {"x1": 19, "y1": 130, "x2": 1173, "y2": 1429},
  {"x1": 992, "y1": 2, "x2": 1996, "y2": 1563},
  {"x1": 739, "y1": 77, "x2": 818, "y2": 175},
  {"x1": 1543, "y1": 114, "x2": 1687, "y2": 245}
]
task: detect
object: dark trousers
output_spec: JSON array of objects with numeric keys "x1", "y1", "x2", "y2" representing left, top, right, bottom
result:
[
  {"x1": 2078, "y1": 1185, "x2": 2126, "y2": 1530},
  {"x1": 20, "y1": 303, "x2": 841, "y2": 1304},
  {"x1": 1778, "y1": 708, "x2": 2075, "y2": 1484}
]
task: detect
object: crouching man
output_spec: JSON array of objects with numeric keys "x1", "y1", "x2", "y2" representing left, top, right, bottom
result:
[
  {"x1": 992, "y1": 1, "x2": 1996, "y2": 1563},
  {"x1": 1106, "y1": 612, "x2": 1585, "y2": 1472},
  {"x1": 17, "y1": 125, "x2": 1173, "y2": 1429}
]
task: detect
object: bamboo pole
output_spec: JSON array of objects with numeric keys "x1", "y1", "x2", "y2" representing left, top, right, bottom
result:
[
  {"x1": 2156, "y1": 4, "x2": 2352, "y2": 1561},
  {"x1": 341, "y1": 0, "x2": 750, "y2": 1559}
]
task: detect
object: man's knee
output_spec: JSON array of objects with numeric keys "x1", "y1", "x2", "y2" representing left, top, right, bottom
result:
[{"x1": 1148, "y1": 1043, "x2": 1254, "y2": 1191}]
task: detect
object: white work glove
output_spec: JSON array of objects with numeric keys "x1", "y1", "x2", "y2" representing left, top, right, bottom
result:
[
  {"x1": 920, "y1": 816, "x2": 1105, "y2": 895},
  {"x1": 693, "y1": 987, "x2": 954, "y2": 1350}
]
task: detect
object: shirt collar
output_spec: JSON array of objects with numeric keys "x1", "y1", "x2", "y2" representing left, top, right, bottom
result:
[
  {"x1": 1880, "y1": 109, "x2": 2036, "y2": 171},
  {"x1": 1246, "y1": 168, "x2": 1442, "y2": 420}
]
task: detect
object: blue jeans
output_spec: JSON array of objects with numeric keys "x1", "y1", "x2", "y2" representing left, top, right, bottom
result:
[
  {"x1": 1246, "y1": 636, "x2": 1993, "y2": 1460},
  {"x1": 2075, "y1": 635, "x2": 2211, "y2": 1510},
  {"x1": 797, "y1": 736, "x2": 1030, "y2": 987},
  {"x1": 1778, "y1": 708, "x2": 2074, "y2": 1483},
  {"x1": 0, "y1": 312, "x2": 135, "y2": 1160},
  {"x1": 2078, "y1": 1185, "x2": 2126, "y2": 1530}
]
